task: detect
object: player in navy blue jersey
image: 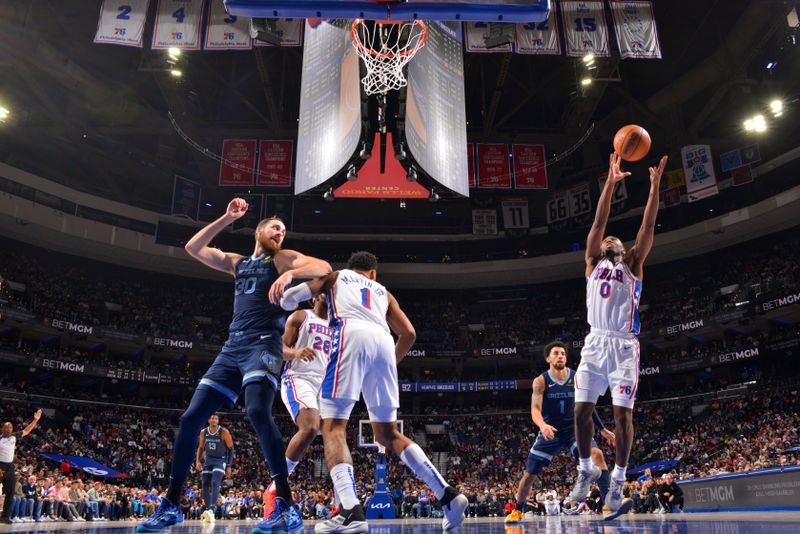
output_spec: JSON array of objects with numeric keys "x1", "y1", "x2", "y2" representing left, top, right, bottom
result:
[
  {"x1": 139, "y1": 198, "x2": 330, "y2": 534},
  {"x1": 196, "y1": 415, "x2": 234, "y2": 523},
  {"x1": 504, "y1": 342, "x2": 614, "y2": 523}
]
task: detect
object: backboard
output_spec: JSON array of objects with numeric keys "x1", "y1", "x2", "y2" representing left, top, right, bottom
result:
[{"x1": 224, "y1": 0, "x2": 550, "y2": 23}]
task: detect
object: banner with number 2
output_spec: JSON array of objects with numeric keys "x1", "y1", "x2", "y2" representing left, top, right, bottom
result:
[
  {"x1": 94, "y1": 0, "x2": 150, "y2": 48},
  {"x1": 152, "y1": 0, "x2": 204, "y2": 50}
]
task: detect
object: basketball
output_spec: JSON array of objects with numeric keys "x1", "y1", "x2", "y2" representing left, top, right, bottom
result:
[{"x1": 613, "y1": 124, "x2": 651, "y2": 162}]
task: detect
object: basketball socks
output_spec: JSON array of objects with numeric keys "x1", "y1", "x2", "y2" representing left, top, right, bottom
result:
[
  {"x1": 612, "y1": 464, "x2": 627, "y2": 481},
  {"x1": 286, "y1": 458, "x2": 299, "y2": 477},
  {"x1": 579, "y1": 457, "x2": 593, "y2": 472},
  {"x1": 166, "y1": 387, "x2": 227, "y2": 504},
  {"x1": 330, "y1": 463, "x2": 360, "y2": 509},
  {"x1": 598, "y1": 470, "x2": 610, "y2": 501},
  {"x1": 399, "y1": 443, "x2": 447, "y2": 500}
]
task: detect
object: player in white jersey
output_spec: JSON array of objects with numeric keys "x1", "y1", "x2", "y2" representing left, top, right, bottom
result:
[
  {"x1": 280, "y1": 252, "x2": 468, "y2": 533},
  {"x1": 568, "y1": 153, "x2": 668, "y2": 520},
  {"x1": 264, "y1": 295, "x2": 333, "y2": 515}
]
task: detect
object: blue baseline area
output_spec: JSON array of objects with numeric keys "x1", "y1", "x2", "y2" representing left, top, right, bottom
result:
[{"x1": 223, "y1": 0, "x2": 550, "y2": 22}]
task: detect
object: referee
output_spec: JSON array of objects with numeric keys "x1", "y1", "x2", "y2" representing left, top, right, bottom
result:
[{"x1": 1, "y1": 409, "x2": 41, "y2": 524}]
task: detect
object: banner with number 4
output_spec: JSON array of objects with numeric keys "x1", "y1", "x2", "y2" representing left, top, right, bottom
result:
[
  {"x1": 152, "y1": 0, "x2": 203, "y2": 50},
  {"x1": 205, "y1": 0, "x2": 252, "y2": 49},
  {"x1": 94, "y1": 0, "x2": 150, "y2": 48}
]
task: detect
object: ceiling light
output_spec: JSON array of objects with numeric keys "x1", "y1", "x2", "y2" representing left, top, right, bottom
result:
[
  {"x1": 168, "y1": 47, "x2": 181, "y2": 58},
  {"x1": 323, "y1": 187, "x2": 334, "y2": 202},
  {"x1": 0, "y1": 106, "x2": 9, "y2": 120},
  {"x1": 170, "y1": 69, "x2": 182, "y2": 77},
  {"x1": 743, "y1": 118, "x2": 754, "y2": 131},
  {"x1": 753, "y1": 115, "x2": 766, "y2": 132},
  {"x1": 346, "y1": 164, "x2": 357, "y2": 181},
  {"x1": 407, "y1": 166, "x2": 418, "y2": 182},
  {"x1": 770, "y1": 100, "x2": 783, "y2": 113},
  {"x1": 581, "y1": 77, "x2": 592, "y2": 86},
  {"x1": 582, "y1": 54, "x2": 595, "y2": 63}
]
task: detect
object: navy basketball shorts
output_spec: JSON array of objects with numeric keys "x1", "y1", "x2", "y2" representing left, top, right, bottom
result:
[
  {"x1": 198, "y1": 331, "x2": 283, "y2": 404},
  {"x1": 526, "y1": 430, "x2": 598, "y2": 474}
]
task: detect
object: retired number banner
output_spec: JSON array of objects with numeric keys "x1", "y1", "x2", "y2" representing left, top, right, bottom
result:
[
  {"x1": 465, "y1": 22, "x2": 513, "y2": 53},
  {"x1": 515, "y1": 8, "x2": 561, "y2": 55},
  {"x1": 512, "y1": 144, "x2": 548, "y2": 189},
  {"x1": 254, "y1": 19, "x2": 304, "y2": 47},
  {"x1": 205, "y1": 0, "x2": 252, "y2": 50},
  {"x1": 152, "y1": 0, "x2": 203, "y2": 50},
  {"x1": 477, "y1": 144, "x2": 512, "y2": 189},
  {"x1": 219, "y1": 140, "x2": 257, "y2": 186},
  {"x1": 681, "y1": 145, "x2": 719, "y2": 202},
  {"x1": 561, "y1": 1, "x2": 610, "y2": 57},
  {"x1": 256, "y1": 140, "x2": 293, "y2": 187},
  {"x1": 94, "y1": 0, "x2": 150, "y2": 47},
  {"x1": 610, "y1": 1, "x2": 662, "y2": 59}
]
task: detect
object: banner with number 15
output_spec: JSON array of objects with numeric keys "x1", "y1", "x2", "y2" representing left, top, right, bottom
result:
[{"x1": 152, "y1": 0, "x2": 204, "y2": 50}]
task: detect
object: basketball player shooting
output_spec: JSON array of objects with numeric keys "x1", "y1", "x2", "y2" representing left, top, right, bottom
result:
[
  {"x1": 138, "y1": 198, "x2": 330, "y2": 534},
  {"x1": 568, "y1": 153, "x2": 667, "y2": 520},
  {"x1": 279, "y1": 252, "x2": 469, "y2": 533},
  {"x1": 196, "y1": 414, "x2": 234, "y2": 523}
]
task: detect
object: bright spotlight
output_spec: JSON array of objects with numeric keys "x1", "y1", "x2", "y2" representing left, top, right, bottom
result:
[
  {"x1": 770, "y1": 100, "x2": 783, "y2": 112},
  {"x1": 168, "y1": 47, "x2": 181, "y2": 58},
  {"x1": 170, "y1": 69, "x2": 182, "y2": 77},
  {"x1": 582, "y1": 54, "x2": 595, "y2": 63},
  {"x1": 581, "y1": 77, "x2": 592, "y2": 86},
  {"x1": 743, "y1": 118, "x2": 754, "y2": 131},
  {"x1": 0, "y1": 106, "x2": 9, "y2": 121},
  {"x1": 753, "y1": 115, "x2": 767, "y2": 132}
]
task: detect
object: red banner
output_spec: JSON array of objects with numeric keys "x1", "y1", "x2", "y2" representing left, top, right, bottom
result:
[
  {"x1": 219, "y1": 139, "x2": 256, "y2": 186},
  {"x1": 334, "y1": 133, "x2": 429, "y2": 199},
  {"x1": 256, "y1": 140, "x2": 293, "y2": 187},
  {"x1": 512, "y1": 144, "x2": 548, "y2": 189},
  {"x1": 731, "y1": 164, "x2": 753, "y2": 186},
  {"x1": 467, "y1": 143, "x2": 476, "y2": 188},
  {"x1": 476, "y1": 143, "x2": 511, "y2": 189},
  {"x1": 663, "y1": 187, "x2": 681, "y2": 208}
]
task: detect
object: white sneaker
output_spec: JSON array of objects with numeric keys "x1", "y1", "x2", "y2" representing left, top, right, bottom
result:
[
  {"x1": 604, "y1": 478, "x2": 625, "y2": 512},
  {"x1": 442, "y1": 491, "x2": 468, "y2": 531},
  {"x1": 314, "y1": 506, "x2": 368, "y2": 534},
  {"x1": 568, "y1": 465, "x2": 601, "y2": 502},
  {"x1": 11, "y1": 518, "x2": 21, "y2": 523},
  {"x1": 201, "y1": 509, "x2": 216, "y2": 523}
]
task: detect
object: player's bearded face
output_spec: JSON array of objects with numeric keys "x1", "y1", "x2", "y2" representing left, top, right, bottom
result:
[
  {"x1": 257, "y1": 222, "x2": 286, "y2": 253},
  {"x1": 601, "y1": 237, "x2": 624, "y2": 261}
]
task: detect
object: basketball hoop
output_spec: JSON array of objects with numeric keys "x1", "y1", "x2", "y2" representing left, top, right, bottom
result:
[{"x1": 351, "y1": 19, "x2": 428, "y2": 95}]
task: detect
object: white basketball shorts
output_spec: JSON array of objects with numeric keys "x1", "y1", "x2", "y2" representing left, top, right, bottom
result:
[
  {"x1": 574, "y1": 328, "x2": 640, "y2": 409},
  {"x1": 280, "y1": 374, "x2": 322, "y2": 421}
]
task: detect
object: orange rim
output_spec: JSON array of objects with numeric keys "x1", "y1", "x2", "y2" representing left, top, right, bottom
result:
[{"x1": 351, "y1": 19, "x2": 428, "y2": 59}]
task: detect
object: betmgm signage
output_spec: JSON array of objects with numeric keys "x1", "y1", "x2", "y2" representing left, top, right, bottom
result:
[{"x1": 679, "y1": 466, "x2": 800, "y2": 512}]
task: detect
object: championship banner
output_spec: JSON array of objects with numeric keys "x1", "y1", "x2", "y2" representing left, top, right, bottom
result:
[
  {"x1": 171, "y1": 175, "x2": 201, "y2": 221},
  {"x1": 465, "y1": 22, "x2": 513, "y2": 53},
  {"x1": 476, "y1": 143, "x2": 512, "y2": 188},
  {"x1": 256, "y1": 140, "x2": 293, "y2": 187},
  {"x1": 94, "y1": 0, "x2": 150, "y2": 48},
  {"x1": 472, "y1": 208, "x2": 498, "y2": 235},
  {"x1": 40, "y1": 454, "x2": 129, "y2": 479},
  {"x1": 501, "y1": 197, "x2": 530, "y2": 229},
  {"x1": 152, "y1": 0, "x2": 204, "y2": 50},
  {"x1": 515, "y1": 9, "x2": 561, "y2": 55},
  {"x1": 598, "y1": 171, "x2": 627, "y2": 204},
  {"x1": 512, "y1": 144, "x2": 548, "y2": 189},
  {"x1": 254, "y1": 19, "x2": 304, "y2": 47},
  {"x1": 663, "y1": 187, "x2": 681, "y2": 208},
  {"x1": 731, "y1": 165, "x2": 754, "y2": 186},
  {"x1": 231, "y1": 193, "x2": 264, "y2": 231},
  {"x1": 219, "y1": 139, "x2": 257, "y2": 186},
  {"x1": 560, "y1": 1, "x2": 611, "y2": 57},
  {"x1": 610, "y1": 1, "x2": 662, "y2": 59},
  {"x1": 204, "y1": 0, "x2": 253, "y2": 50},
  {"x1": 467, "y1": 143, "x2": 476, "y2": 188},
  {"x1": 681, "y1": 145, "x2": 719, "y2": 202}
]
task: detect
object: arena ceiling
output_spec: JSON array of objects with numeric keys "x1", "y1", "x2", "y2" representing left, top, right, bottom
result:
[{"x1": 0, "y1": 0, "x2": 798, "y2": 216}]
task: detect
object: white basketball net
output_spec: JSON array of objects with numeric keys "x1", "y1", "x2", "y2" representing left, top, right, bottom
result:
[{"x1": 351, "y1": 19, "x2": 428, "y2": 95}]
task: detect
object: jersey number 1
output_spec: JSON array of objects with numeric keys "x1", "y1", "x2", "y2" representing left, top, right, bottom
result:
[{"x1": 360, "y1": 288, "x2": 371, "y2": 310}]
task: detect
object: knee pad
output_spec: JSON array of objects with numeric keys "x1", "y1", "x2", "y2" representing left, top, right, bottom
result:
[{"x1": 525, "y1": 453, "x2": 549, "y2": 475}]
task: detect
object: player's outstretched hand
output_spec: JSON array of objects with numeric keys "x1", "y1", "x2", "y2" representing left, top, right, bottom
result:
[
  {"x1": 33, "y1": 409, "x2": 42, "y2": 421},
  {"x1": 296, "y1": 348, "x2": 316, "y2": 362},
  {"x1": 649, "y1": 155, "x2": 668, "y2": 187},
  {"x1": 269, "y1": 272, "x2": 293, "y2": 304},
  {"x1": 608, "y1": 153, "x2": 632, "y2": 184},
  {"x1": 541, "y1": 424, "x2": 558, "y2": 441},
  {"x1": 226, "y1": 198, "x2": 249, "y2": 220},
  {"x1": 601, "y1": 428, "x2": 616, "y2": 448}
]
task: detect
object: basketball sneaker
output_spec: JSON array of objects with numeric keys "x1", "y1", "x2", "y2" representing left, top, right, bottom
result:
[
  {"x1": 567, "y1": 464, "x2": 601, "y2": 502},
  {"x1": 253, "y1": 497, "x2": 303, "y2": 534},
  {"x1": 603, "y1": 477, "x2": 625, "y2": 513},
  {"x1": 313, "y1": 504, "x2": 368, "y2": 534},
  {"x1": 201, "y1": 508, "x2": 215, "y2": 523},
  {"x1": 503, "y1": 509, "x2": 524, "y2": 523},
  {"x1": 136, "y1": 498, "x2": 184, "y2": 532},
  {"x1": 441, "y1": 486, "x2": 468, "y2": 530},
  {"x1": 604, "y1": 498, "x2": 633, "y2": 521},
  {"x1": 263, "y1": 482, "x2": 277, "y2": 518}
]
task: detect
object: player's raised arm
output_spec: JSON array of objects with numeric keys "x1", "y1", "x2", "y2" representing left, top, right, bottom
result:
[
  {"x1": 269, "y1": 250, "x2": 332, "y2": 303},
  {"x1": 282, "y1": 310, "x2": 316, "y2": 362},
  {"x1": 629, "y1": 156, "x2": 668, "y2": 278},
  {"x1": 279, "y1": 272, "x2": 339, "y2": 311},
  {"x1": 386, "y1": 293, "x2": 416, "y2": 364},
  {"x1": 586, "y1": 154, "x2": 631, "y2": 273},
  {"x1": 530, "y1": 376, "x2": 557, "y2": 440},
  {"x1": 184, "y1": 198, "x2": 248, "y2": 276},
  {"x1": 21, "y1": 409, "x2": 42, "y2": 437}
]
